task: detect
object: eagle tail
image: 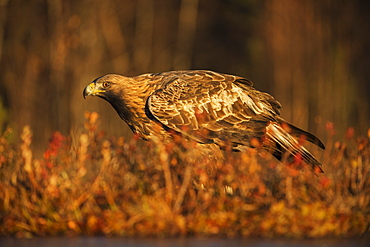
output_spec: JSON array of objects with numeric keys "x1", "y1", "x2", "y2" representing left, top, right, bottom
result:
[
  {"x1": 282, "y1": 122, "x2": 325, "y2": 149},
  {"x1": 265, "y1": 123, "x2": 324, "y2": 173}
]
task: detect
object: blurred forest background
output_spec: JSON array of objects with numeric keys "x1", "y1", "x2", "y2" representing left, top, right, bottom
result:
[{"x1": 0, "y1": 0, "x2": 369, "y2": 156}]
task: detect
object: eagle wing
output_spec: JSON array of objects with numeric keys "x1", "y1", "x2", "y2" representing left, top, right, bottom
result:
[{"x1": 146, "y1": 70, "x2": 282, "y2": 147}]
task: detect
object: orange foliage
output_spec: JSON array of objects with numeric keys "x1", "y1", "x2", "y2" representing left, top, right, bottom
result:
[{"x1": 0, "y1": 113, "x2": 368, "y2": 238}]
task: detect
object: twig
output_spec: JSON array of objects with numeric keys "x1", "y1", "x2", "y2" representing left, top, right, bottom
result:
[{"x1": 174, "y1": 161, "x2": 192, "y2": 212}]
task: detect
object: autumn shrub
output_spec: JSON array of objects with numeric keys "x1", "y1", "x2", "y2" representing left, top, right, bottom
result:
[{"x1": 0, "y1": 112, "x2": 368, "y2": 238}]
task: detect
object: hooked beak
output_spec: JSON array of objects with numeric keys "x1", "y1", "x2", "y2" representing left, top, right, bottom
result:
[{"x1": 83, "y1": 82, "x2": 105, "y2": 99}]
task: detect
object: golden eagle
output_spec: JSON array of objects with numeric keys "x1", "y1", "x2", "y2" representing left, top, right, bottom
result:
[{"x1": 83, "y1": 70, "x2": 324, "y2": 172}]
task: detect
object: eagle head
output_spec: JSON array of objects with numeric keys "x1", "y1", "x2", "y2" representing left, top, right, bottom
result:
[
  {"x1": 83, "y1": 74, "x2": 127, "y2": 100},
  {"x1": 83, "y1": 74, "x2": 147, "y2": 130}
]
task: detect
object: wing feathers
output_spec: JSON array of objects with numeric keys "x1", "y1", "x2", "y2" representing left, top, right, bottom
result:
[{"x1": 148, "y1": 71, "x2": 277, "y2": 147}]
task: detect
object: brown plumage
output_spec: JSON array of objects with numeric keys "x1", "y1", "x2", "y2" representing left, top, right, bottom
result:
[{"x1": 83, "y1": 70, "x2": 325, "y2": 172}]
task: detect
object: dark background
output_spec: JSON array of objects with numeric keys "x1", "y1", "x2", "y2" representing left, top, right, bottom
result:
[{"x1": 0, "y1": 0, "x2": 369, "y2": 156}]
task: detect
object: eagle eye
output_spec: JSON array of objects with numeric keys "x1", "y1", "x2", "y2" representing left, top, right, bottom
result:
[{"x1": 102, "y1": 81, "x2": 111, "y2": 89}]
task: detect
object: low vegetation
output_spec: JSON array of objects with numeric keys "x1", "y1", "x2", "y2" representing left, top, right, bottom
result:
[{"x1": 0, "y1": 112, "x2": 368, "y2": 238}]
